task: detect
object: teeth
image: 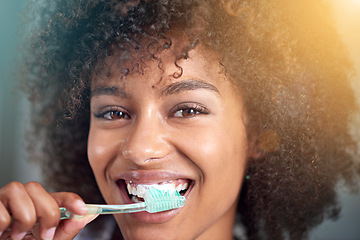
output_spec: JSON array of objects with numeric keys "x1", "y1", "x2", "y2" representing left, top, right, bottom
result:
[
  {"x1": 175, "y1": 182, "x2": 188, "y2": 192},
  {"x1": 126, "y1": 180, "x2": 189, "y2": 199}
]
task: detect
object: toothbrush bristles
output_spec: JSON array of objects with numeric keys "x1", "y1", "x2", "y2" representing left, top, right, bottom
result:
[{"x1": 145, "y1": 188, "x2": 186, "y2": 213}]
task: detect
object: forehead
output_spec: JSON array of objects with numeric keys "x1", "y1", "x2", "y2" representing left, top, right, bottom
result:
[{"x1": 90, "y1": 43, "x2": 232, "y2": 94}]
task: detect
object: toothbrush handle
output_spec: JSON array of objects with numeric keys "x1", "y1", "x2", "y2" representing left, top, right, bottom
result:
[
  {"x1": 60, "y1": 202, "x2": 147, "y2": 220},
  {"x1": 87, "y1": 203, "x2": 147, "y2": 214}
]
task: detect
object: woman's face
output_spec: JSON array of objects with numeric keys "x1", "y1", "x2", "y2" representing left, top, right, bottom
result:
[{"x1": 88, "y1": 43, "x2": 249, "y2": 240}]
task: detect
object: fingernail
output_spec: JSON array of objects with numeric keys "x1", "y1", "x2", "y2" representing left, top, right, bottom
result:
[
  {"x1": 75, "y1": 200, "x2": 89, "y2": 213},
  {"x1": 43, "y1": 227, "x2": 56, "y2": 240},
  {"x1": 73, "y1": 213, "x2": 99, "y2": 222},
  {"x1": 12, "y1": 232, "x2": 27, "y2": 240}
]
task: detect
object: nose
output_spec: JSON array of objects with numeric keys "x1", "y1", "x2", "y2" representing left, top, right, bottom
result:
[{"x1": 120, "y1": 116, "x2": 170, "y2": 165}]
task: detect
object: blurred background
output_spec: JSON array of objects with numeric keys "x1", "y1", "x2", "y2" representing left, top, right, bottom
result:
[
  {"x1": 0, "y1": 0, "x2": 41, "y2": 185},
  {"x1": 0, "y1": 0, "x2": 359, "y2": 239}
]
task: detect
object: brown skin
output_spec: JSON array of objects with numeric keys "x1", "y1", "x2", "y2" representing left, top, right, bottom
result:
[
  {"x1": 88, "y1": 43, "x2": 250, "y2": 239},
  {"x1": 0, "y1": 182, "x2": 97, "y2": 240},
  {"x1": 0, "y1": 44, "x2": 250, "y2": 240},
  {"x1": 12, "y1": 1, "x2": 358, "y2": 239}
]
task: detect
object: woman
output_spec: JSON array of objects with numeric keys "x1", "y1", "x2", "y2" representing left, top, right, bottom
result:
[{"x1": 0, "y1": 0, "x2": 359, "y2": 239}]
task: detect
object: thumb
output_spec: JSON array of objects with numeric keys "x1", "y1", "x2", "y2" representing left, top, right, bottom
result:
[{"x1": 53, "y1": 214, "x2": 99, "y2": 240}]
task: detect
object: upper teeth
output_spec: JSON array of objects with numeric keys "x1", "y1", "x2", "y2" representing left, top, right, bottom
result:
[{"x1": 127, "y1": 181, "x2": 189, "y2": 198}]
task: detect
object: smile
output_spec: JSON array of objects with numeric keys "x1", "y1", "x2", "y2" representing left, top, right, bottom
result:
[{"x1": 125, "y1": 179, "x2": 191, "y2": 203}]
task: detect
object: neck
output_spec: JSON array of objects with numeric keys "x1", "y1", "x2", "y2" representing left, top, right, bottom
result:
[{"x1": 195, "y1": 203, "x2": 237, "y2": 240}]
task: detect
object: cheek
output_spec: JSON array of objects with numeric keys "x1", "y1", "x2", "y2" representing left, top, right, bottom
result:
[
  {"x1": 178, "y1": 118, "x2": 248, "y2": 192},
  {"x1": 217, "y1": 132, "x2": 248, "y2": 196},
  {"x1": 186, "y1": 121, "x2": 248, "y2": 173},
  {"x1": 87, "y1": 126, "x2": 120, "y2": 180},
  {"x1": 204, "y1": 129, "x2": 248, "y2": 189},
  {"x1": 176, "y1": 120, "x2": 248, "y2": 230}
]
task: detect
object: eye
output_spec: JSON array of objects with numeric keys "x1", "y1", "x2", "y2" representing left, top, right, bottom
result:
[
  {"x1": 93, "y1": 106, "x2": 131, "y2": 120},
  {"x1": 171, "y1": 103, "x2": 209, "y2": 118}
]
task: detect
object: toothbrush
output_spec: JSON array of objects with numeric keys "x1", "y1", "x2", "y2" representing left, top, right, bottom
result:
[{"x1": 60, "y1": 188, "x2": 186, "y2": 220}]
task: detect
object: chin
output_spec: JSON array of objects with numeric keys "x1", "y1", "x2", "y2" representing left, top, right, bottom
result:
[{"x1": 116, "y1": 218, "x2": 184, "y2": 240}]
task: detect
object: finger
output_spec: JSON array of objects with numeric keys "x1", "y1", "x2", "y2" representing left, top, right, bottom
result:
[
  {"x1": 0, "y1": 202, "x2": 11, "y2": 234},
  {"x1": 24, "y1": 182, "x2": 59, "y2": 240},
  {"x1": 50, "y1": 192, "x2": 88, "y2": 216},
  {"x1": 50, "y1": 192, "x2": 97, "y2": 239},
  {"x1": 53, "y1": 214, "x2": 99, "y2": 240},
  {"x1": 0, "y1": 182, "x2": 36, "y2": 240}
]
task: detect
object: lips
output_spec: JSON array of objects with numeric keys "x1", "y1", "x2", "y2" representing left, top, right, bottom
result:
[{"x1": 113, "y1": 171, "x2": 194, "y2": 223}]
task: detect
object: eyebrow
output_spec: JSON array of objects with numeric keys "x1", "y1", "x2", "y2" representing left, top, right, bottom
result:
[
  {"x1": 91, "y1": 85, "x2": 128, "y2": 98},
  {"x1": 90, "y1": 79, "x2": 220, "y2": 98},
  {"x1": 161, "y1": 79, "x2": 220, "y2": 96}
]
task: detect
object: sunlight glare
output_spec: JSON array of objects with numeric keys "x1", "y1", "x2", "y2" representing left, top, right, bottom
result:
[{"x1": 350, "y1": 0, "x2": 360, "y2": 4}]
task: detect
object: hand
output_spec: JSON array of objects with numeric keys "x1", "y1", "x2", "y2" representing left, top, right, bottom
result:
[{"x1": 0, "y1": 181, "x2": 98, "y2": 240}]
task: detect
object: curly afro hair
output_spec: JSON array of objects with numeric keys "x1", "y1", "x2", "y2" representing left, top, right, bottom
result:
[{"x1": 21, "y1": 0, "x2": 360, "y2": 239}]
